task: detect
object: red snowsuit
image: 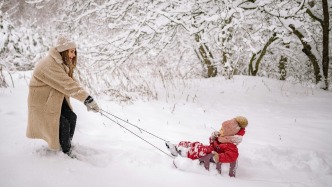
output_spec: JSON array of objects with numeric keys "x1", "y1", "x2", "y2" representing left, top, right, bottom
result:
[{"x1": 178, "y1": 128, "x2": 245, "y2": 163}]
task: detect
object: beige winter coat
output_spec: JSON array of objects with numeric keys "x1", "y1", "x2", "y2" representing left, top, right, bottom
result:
[{"x1": 26, "y1": 47, "x2": 89, "y2": 150}]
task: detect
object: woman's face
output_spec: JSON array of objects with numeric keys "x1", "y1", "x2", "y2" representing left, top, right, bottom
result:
[{"x1": 68, "y1": 48, "x2": 76, "y2": 62}]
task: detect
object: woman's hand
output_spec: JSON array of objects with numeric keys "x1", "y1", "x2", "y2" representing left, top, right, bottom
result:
[{"x1": 84, "y1": 96, "x2": 100, "y2": 113}]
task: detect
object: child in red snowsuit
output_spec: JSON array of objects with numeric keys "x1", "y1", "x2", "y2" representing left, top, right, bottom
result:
[{"x1": 166, "y1": 116, "x2": 248, "y2": 164}]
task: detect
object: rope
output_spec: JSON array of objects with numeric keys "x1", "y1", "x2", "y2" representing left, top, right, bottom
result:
[
  {"x1": 99, "y1": 110, "x2": 174, "y2": 159},
  {"x1": 100, "y1": 109, "x2": 168, "y2": 142}
]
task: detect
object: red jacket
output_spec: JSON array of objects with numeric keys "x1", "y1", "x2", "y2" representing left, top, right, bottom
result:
[{"x1": 209, "y1": 128, "x2": 246, "y2": 163}]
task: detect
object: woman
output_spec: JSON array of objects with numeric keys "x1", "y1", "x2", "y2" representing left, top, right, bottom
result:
[{"x1": 26, "y1": 36, "x2": 99, "y2": 157}]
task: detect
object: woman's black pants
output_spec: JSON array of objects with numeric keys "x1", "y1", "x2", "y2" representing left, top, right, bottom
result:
[{"x1": 59, "y1": 98, "x2": 77, "y2": 154}]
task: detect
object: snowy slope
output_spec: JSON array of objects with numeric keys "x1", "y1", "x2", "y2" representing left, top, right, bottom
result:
[{"x1": 0, "y1": 71, "x2": 331, "y2": 187}]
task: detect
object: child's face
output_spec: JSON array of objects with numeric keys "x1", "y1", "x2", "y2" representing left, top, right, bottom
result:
[{"x1": 219, "y1": 127, "x2": 224, "y2": 137}]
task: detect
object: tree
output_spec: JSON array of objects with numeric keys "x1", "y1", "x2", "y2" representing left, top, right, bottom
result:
[
  {"x1": 249, "y1": 33, "x2": 278, "y2": 76},
  {"x1": 242, "y1": 0, "x2": 330, "y2": 88},
  {"x1": 0, "y1": 1, "x2": 46, "y2": 87},
  {"x1": 321, "y1": 0, "x2": 330, "y2": 89},
  {"x1": 10, "y1": 0, "x2": 332, "y2": 97}
]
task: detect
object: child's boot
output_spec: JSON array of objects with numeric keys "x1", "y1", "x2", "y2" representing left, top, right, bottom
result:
[
  {"x1": 229, "y1": 160, "x2": 237, "y2": 177},
  {"x1": 165, "y1": 141, "x2": 179, "y2": 156}
]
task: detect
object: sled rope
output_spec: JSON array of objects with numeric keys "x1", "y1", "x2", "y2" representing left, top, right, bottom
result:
[
  {"x1": 100, "y1": 109, "x2": 168, "y2": 141},
  {"x1": 100, "y1": 110, "x2": 174, "y2": 159}
]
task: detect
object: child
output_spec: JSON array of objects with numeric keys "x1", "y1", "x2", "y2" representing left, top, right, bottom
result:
[{"x1": 166, "y1": 116, "x2": 248, "y2": 164}]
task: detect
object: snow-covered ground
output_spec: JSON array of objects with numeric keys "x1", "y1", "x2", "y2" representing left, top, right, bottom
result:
[{"x1": 1, "y1": 71, "x2": 332, "y2": 187}]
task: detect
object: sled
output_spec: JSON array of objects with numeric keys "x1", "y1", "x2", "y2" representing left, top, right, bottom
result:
[
  {"x1": 197, "y1": 153, "x2": 237, "y2": 177},
  {"x1": 173, "y1": 155, "x2": 238, "y2": 177}
]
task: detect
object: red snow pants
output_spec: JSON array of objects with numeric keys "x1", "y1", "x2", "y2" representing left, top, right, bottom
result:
[
  {"x1": 178, "y1": 141, "x2": 214, "y2": 160},
  {"x1": 178, "y1": 141, "x2": 239, "y2": 163}
]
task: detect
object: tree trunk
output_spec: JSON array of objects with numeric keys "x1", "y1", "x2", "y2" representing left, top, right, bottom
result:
[
  {"x1": 220, "y1": 17, "x2": 232, "y2": 67},
  {"x1": 249, "y1": 33, "x2": 278, "y2": 76},
  {"x1": 278, "y1": 56, "x2": 287, "y2": 80},
  {"x1": 248, "y1": 53, "x2": 257, "y2": 76},
  {"x1": 0, "y1": 65, "x2": 8, "y2": 88},
  {"x1": 195, "y1": 33, "x2": 217, "y2": 78},
  {"x1": 289, "y1": 24, "x2": 322, "y2": 84},
  {"x1": 278, "y1": 42, "x2": 290, "y2": 81},
  {"x1": 322, "y1": 0, "x2": 329, "y2": 89}
]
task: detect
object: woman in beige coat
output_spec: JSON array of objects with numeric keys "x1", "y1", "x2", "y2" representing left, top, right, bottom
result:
[{"x1": 26, "y1": 36, "x2": 99, "y2": 157}]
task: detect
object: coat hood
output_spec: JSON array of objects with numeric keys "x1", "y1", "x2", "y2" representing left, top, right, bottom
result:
[
  {"x1": 49, "y1": 47, "x2": 64, "y2": 64},
  {"x1": 48, "y1": 47, "x2": 69, "y2": 73}
]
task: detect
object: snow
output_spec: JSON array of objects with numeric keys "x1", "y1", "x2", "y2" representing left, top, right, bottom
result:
[{"x1": 1, "y1": 71, "x2": 332, "y2": 187}]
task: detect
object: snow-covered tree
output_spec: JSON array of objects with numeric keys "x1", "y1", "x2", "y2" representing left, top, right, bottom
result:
[
  {"x1": 7, "y1": 0, "x2": 331, "y2": 93},
  {"x1": 0, "y1": 1, "x2": 47, "y2": 87}
]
